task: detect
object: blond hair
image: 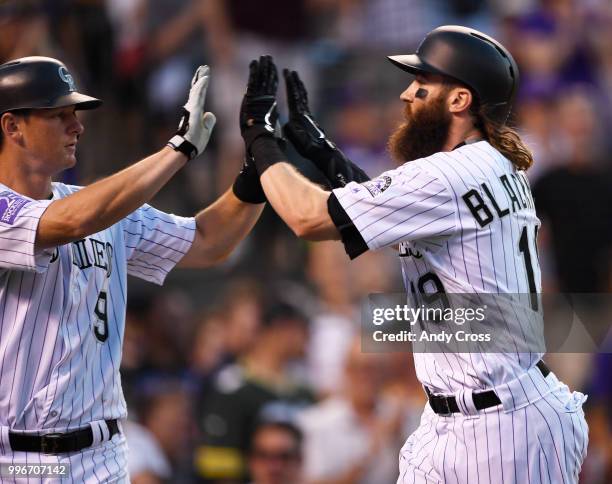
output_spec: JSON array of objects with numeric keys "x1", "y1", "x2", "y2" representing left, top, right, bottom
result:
[
  {"x1": 444, "y1": 78, "x2": 534, "y2": 170},
  {"x1": 470, "y1": 100, "x2": 534, "y2": 171}
]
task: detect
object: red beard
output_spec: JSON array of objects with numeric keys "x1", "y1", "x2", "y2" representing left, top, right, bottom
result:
[{"x1": 387, "y1": 92, "x2": 452, "y2": 163}]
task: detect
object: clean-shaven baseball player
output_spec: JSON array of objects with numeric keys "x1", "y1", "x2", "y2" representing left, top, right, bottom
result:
[
  {"x1": 239, "y1": 26, "x2": 589, "y2": 483},
  {"x1": 0, "y1": 56, "x2": 268, "y2": 482}
]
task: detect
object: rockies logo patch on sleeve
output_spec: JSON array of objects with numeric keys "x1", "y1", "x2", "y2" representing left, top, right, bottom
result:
[
  {"x1": 363, "y1": 175, "x2": 392, "y2": 197},
  {"x1": 0, "y1": 191, "x2": 30, "y2": 225}
]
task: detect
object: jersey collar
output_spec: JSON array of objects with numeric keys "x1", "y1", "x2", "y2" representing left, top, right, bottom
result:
[{"x1": 453, "y1": 137, "x2": 484, "y2": 150}]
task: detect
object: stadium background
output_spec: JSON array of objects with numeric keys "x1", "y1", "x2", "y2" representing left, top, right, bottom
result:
[{"x1": 2, "y1": 0, "x2": 610, "y2": 482}]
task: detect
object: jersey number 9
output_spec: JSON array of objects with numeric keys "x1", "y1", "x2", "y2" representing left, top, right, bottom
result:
[{"x1": 93, "y1": 290, "x2": 109, "y2": 343}]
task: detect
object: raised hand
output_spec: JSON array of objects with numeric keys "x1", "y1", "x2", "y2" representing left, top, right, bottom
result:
[
  {"x1": 239, "y1": 55, "x2": 282, "y2": 156},
  {"x1": 167, "y1": 65, "x2": 216, "y2": 160},
  {"x1": 283, "y1": 69, "x2": 370, "y2": 188}
]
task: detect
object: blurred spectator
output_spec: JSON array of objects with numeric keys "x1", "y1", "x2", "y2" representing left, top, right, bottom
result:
[
  {"x1": 144, "y1": 0, "x2": 209, "y2": 132},
  {"x1": 199, "y1": 0, "x2": 320, "y2": 192},
  {"x1": 305, "y1": 241, "x2": 359, "y2": 397},
  {"x1": 121, "y1": 289, "x2": 197, "y2": 412},
  {"x1": 380, "y1": 353, "x2": 427, "y2": 441},
  {"x1": 306, "y1": 240, "x2": 399, "y2": 398},
  {"x1": 515, "y1": 91, "x2": 558, "y2": 182},
  {"x1": 533, "y1": 86, "x2": 612, "y2": 293},
  {"x1": 581, "y1": 402, "x2": 612, "y2": 483},
  {"x1": 508, "y1": 2, "x2": 599, "y2": 94},
  {"x1": 121, "y1": 294, "x2": 156, "y2": 405},
  {"x1": 124, "y1": 419, "x2": 172, "y2": 483},
  {"x1": 51, "y1": 0, "x2": 115, "y2": 94},
  {"x1": 190, "y1": 309, "x2": 228, "y2": 379},
  {"x1": 248, "y1": 420, "x2": 305, "y2": 484},
  {"x1": 187, "y1": 279, "x2": 265, "y2": 416},
  {"x1": 323, "y1": 0, "x2": 446, "y2": 50},
  {"x1": 217, "y1": 279, "x2": 265, "y2": 366},
  {"x1": 587, "y1": 6, "x2": 612, "y2": 114},
  {"x1": 193, "y1": 301, "x2": 314, "y2": 482},
  {"x1": 299, "y1": 338, "x2": 404, "y2": 484},
  {"x1": 532, "y1": 87, "x2": 611, "y2": 399},
  {"x1": 0, "y1": 2, "x2": 52, "y2": 62},
  {"x1": 332, "y1": 99, "x2": 393, "y2": 176},
  {"x1": 125, "y1": 381, "x2": 194, "y2": 483},
  {"x1": 105, "y1": 0, "x2": 149, "y2": 164},
  {"x1": 580, "y1": 353, "x2": 612, "y2": 483}
]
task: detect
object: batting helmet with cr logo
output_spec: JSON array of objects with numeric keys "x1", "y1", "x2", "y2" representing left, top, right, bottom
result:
[
  {"x1": 388, "y1": 25, "x2": 519, "y2": 125},
  {"x1": 0, "y1": 56, "x2": 101, "y2": 115}
]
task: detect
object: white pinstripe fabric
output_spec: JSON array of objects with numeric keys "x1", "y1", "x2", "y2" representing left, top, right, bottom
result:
[
  {"x1": 0, "y1": 181, "x2": 195, "y2": 481},
  {"x1": 397, "y1": 379, "x2": 588, "y2": 484},
  {"x1": 333, "y1": 142, "x2": 588, "y2": 482},
  {"x1": 333, "y1": 142, "x2": 545, "y2": 392}
]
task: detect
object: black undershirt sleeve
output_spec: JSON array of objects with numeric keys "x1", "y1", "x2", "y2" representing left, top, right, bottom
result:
[{"x1": 327, "y1": 193, "x2": 369, "y2": 260}]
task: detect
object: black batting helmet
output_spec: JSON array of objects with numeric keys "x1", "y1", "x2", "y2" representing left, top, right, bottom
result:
[
  {"x1": 388, "y1": 25, "x2": 519, "y2": 124},
  {"x1": 0, "y1": 56, "x2": 101, "y2": 115}
]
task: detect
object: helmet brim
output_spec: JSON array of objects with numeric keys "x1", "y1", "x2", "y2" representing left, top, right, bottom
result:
[
  {"x1": 51, "y1": 92, "x2": 102, "y2": 110},
  {"x1": 387, "y1": 54, "x2": 449, "y2": 78},
  {"x1": 1, "y1": 92, "x2": 103, "y2": 114},
  {"x1": 15, "y1": 92, "x2": 103, "y2": 111}
]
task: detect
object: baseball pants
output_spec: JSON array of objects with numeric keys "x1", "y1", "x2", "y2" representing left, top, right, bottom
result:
[{"x1": 397, "y1": 371, "x2": 588, "y2": 484}]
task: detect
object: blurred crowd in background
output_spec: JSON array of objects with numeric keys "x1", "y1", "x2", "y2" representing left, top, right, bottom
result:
[{"x1": 2, "y1": 0, "x2": 611, "y2": 482}]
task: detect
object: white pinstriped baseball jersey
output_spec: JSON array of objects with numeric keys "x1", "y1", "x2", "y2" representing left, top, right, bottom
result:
[
  {"x1": 333, "y1": 141, "x2": 543, "y2": 393},
  {"x1": 0, "y1": 181, "x2": 194, "y2": 480},
  {"x1": 331, "y1": 141, "x2": 588, "y2": 483}
]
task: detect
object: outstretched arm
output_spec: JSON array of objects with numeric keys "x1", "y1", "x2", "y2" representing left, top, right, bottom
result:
[
  {"x1": 238, "y1": 55, "x2": 340, "y2": 241},
  {"x1": 37, "y1": 147, "x2": 191, "y2": 249},
  {"x1": 260, "y1": 162, "x2": 338, "y2": 240},
  {"x1": 178, "y1": 156, "x2": 266, "y2": 268},
  {"x1": 177, "y1": 188, "x2": 264, "y2": 268},
  {"x1": 37, "y1": 66, "x2": 216, "y2": 250}
]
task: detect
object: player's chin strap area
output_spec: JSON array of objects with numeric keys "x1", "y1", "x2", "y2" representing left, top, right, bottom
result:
[
  {"x1": 426, "y1": 360, "x2": 550, "y2": 416},
  {"x1": 5, "y1": 419, "x2": 119, "y2": 454}
]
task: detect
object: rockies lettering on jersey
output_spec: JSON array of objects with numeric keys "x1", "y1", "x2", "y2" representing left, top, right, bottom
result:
[
  {"x1": 0, "y1": 182, "x2": 196, "y2": 435},
  {"x1": 70, "y1": 237, "x2": 114, "y2": 275}
]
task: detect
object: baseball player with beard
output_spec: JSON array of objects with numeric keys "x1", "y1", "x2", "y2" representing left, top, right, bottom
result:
[
  {"x1": 0, "y1": 56, "x2": 269, "y2": 482},
  {"x1": 239, "y1": 26, "x2": 589, "y2": 484}
]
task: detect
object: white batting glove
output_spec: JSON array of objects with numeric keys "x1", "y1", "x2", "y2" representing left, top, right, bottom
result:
[{"x1": 167, "y1": 65, "x2": 217, "y2": 160}]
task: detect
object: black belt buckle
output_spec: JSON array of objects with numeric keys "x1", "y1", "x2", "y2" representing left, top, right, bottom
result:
[
  {"x1": 438, "y1": 396, "x2": 453, "y2": 416},
  {"x1": 40, "y1": 433, "x2": 63, "y2": 454}
]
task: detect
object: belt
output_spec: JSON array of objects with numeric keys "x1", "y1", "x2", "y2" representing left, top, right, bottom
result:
[
  {"x1": 8, "y1": 419, "x2": 119, "y2": 454},
  {"x1": 427, "y1": 360, "x2": 550, "y2": 415}
]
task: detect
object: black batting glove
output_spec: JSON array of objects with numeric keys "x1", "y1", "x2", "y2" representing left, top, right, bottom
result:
[
  {"x1": 232, "y1": 155, "x2": 266, "y2": 204},
  {"x1": 240, "y1": 55, "x2": 283, "y2": 155},
  {"x1": 282, "y1": 69, "x2": 370, "y2": 188}
]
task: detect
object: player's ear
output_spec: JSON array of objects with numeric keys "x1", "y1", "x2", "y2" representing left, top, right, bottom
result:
[
  {"x1": 1, "y1": 113, "x2": 24, "y2": 145},
  {"x1": 447, "y1": 86, "x2": 473, "y2": 115}
]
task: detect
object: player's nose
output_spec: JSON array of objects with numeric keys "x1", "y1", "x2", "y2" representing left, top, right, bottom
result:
[
  {"x1": 400, "y1": 81, "x2": 417, "y2": 103},
  {"x1": 68, "y1": 113, "x2": 84, "y2": 136}
]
